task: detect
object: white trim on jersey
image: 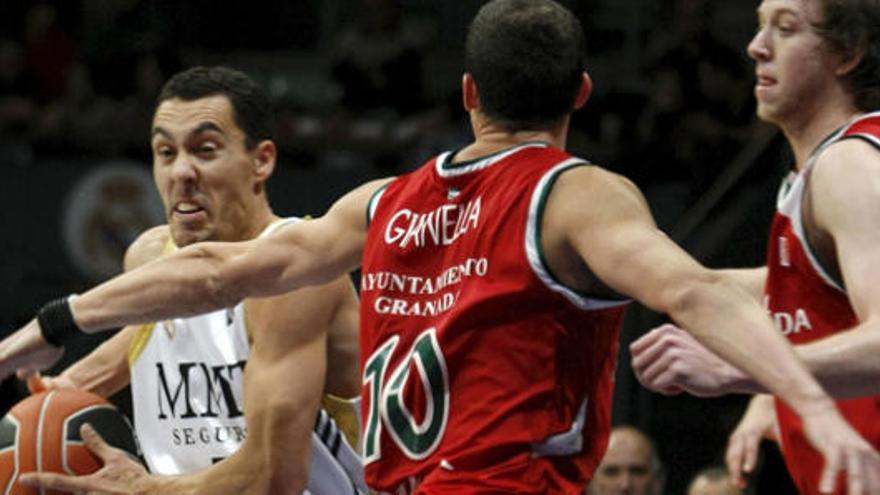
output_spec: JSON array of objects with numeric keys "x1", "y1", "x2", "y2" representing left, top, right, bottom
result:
[
  {"x1": 779, "y1": 170, "x2": 846, "y2": 293},
  {"x1": 525, "y1": 158, "x2": 630, "y2": 310},
  {"x1": 434, "y1": 143, "x2": 549, "y2": 178},
  {"x1": 368, "y1": 186, "x2": 388, "y2": 225},
  {"x1": 848, "y1": 132, "x2": 880, "y2": 148},
  {"x1": 531, "y1": 397, "x2": 588, "y2": 457},
  {"x1": 775, "y1": 114, "x2": 880, "y2": 294},
  {"x1": 309, "y1": 408, "x2": 367, "y2": 494}
]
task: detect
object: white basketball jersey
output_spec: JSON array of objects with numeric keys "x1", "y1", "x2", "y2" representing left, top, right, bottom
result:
[{"x1": 129, "y1": 218, "x2": 366, "y2": 493}]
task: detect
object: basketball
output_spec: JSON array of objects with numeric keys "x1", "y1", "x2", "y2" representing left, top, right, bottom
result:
[{"x1": 0, "y1": 389, "x2": 140, "y2": 494}]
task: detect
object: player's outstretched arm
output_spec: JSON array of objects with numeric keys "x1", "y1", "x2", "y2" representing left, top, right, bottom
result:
[
  {"x1": 632, "y1": 321, "x2": 880, "y2": 399},
  {"x1": 72, "y1": 177, "x2": 388, "y2": 331},
  {"x1": 0, "y1": 178, "x2": 389, "y2": 382},
  {"x1": 632, "y1": 141, "x2": 880, "y2": 401},
  {"x1": 545, "y1": 166, "x2": 820, "y2": 407},
  {"x1": 544, "y1": 165, "x2": 880, "y2": 494},
  {"x1": 21, "y1": 272, "x2": 358, "y2": 494},
  {"x1": 9, "y1": 224, "x2": 169, "y2": 389},
  {"x1": 716, "y1": 266, "x2": 767, "y2": 302}
]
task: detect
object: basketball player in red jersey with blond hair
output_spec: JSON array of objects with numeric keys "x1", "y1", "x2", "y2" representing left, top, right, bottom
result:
[
  {"x1": 1, "y1": 0, "x2": 880, "y2": 493},
  {"x1": 631, "y1": 0, "x2": 880, "y2": 493}
]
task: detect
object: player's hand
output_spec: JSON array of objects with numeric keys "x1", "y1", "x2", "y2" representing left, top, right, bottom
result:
[
  {"x1": 725, "y1": 394, "x2": 779, "y2": 489},
  {"x1": 0, "y1": 319, "x2": 64, "y2": 382},
  {"x1": 19, "y1": 423, "x2": 158, "y2": 495},
  {"x1": 630, "y1": 323, "x2": 744, "y2": 397},
  {"x1": 799, "y1": 401, "x2": 880, "y2": 494}
]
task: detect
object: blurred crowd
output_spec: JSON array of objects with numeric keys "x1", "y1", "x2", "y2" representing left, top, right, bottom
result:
[
  {"x1": 0, "y1": 2, "x2": 789, "y2": 493},
  {"x1": 0, "y1": 0, "x2": 760, "y2": 207}
]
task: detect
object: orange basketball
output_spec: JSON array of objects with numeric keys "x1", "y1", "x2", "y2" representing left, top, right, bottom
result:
[{"x1": 0, "y1": 389, "x2": 140, "y2": 494}]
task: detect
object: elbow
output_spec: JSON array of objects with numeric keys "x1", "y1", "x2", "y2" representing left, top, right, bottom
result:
[{"x1": 660, "y1": 270, "x2": 729, "y2": 320}]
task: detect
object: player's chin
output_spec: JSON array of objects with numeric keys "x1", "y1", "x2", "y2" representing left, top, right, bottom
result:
[
  {"x1": 170, "y1": 223, "x2": 213, "y2": 247},
  {"x1": 754, "y1": 104, "x2": 781, "y2": 125}
]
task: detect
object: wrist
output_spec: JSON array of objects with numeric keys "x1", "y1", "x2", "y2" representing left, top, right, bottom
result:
[
  {"x1": 783, "y1": 385, "x2": 836, "y2": 417},
  {"x1": 36, "y1": 295, "x2": 83, "y2": 347},
  {"x1": 724, "y1": 364, "x2": 762, "y2": 394}
]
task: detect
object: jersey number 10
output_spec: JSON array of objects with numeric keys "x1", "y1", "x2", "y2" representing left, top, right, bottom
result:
[{"x1": 362, "y1": 328, "x2": 450, "y2": 464}]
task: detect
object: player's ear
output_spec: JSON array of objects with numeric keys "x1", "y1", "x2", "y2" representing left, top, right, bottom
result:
[
  {"x1": 462, "y1": 73, "x2": 480, "y2": 112},
  {"x1": 574, "y1": 71, "x2": 592, "y2": 110},
  {"x1": 252, "y1": 140, "x2": 276, "y2": 184},
  {"x1": 834, "y1": 45, "x2": 864, "y2": 78}
]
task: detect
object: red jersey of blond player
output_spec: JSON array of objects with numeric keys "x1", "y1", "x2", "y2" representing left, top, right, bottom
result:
[
  {"x1": 766, "y1": 112, "x2": 880, "y2": 495},
  {"x1": 359, "y1": 143, "x2": 628, "y2": 494}
]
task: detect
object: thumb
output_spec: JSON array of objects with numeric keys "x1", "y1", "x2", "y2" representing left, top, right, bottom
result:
[{"x1": 25, "y1": 372, "x2": 47, "y2": 394}]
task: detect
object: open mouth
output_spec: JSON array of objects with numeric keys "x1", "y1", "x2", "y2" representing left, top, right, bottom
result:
[{"x1": 173, "y1": 201, "x2": 206, "y2": 218}]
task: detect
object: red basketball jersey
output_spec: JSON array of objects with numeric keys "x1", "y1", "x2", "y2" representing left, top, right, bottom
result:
[
  {"x1": 359, "y1": 143, "x2": 627, "y2": 494},
  {"x1": 765, "y1": 112, "x2": 880, "y2": 494}
]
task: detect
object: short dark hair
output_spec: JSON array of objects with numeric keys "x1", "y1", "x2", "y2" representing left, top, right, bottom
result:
[
  {"x1": 815, "y1": 0, "x2": 880, "y2": 111},
  {"x1": 157, "y1": 66, "x2": 274, "y2": 149},
  {"x1": 465, "y1": 0, "x2": 586, "y2": 131}
]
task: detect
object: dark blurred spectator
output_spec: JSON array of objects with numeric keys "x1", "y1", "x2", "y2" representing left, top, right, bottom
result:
[
  {"x1": 332, "y1": 0, "x2": 429, "y2": 116},
  {"x1": 0, "y1": 39, "x2": 37, "y2": 138},
  {"x1": 0, "y1": 38, "x2": 37, "y2": 164},
  {"x1": 33, "y1": 62, "x2": 118, "y2": 156},
  {"x1": 633, "y1": 0, "x2": 753, "y2": 198},
  {"x1": 115, "y1": 52, "x2": 175, "y2": 156},
  {"x1": 22, "y1": 3, "x2": 76, "y2": 102}
]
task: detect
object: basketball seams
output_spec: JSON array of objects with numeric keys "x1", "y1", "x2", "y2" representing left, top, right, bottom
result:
[
  {"x1": 1, "y1": 415, "x2": 21, "y2": 495},
  {"x1": 60, "y1": 405, "x2": 115, "y2": 475},
  {"x1": 2, "y1": 388, "x2": 138, "y2": 494},
  {"x1": 35, "y1": 390, "x2": 56, "y2": 495}
]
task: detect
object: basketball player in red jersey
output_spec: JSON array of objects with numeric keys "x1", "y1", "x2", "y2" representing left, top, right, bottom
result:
[
  {"x1": 1, "y1": 1, "x2": 879, "y2": 493},
  {"x1": 630, "y1": 0, "x2": 880, "y2": 493}
]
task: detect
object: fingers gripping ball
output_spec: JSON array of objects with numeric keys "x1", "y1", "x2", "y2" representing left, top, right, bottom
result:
[{"x1": 0, "y1": 389, "x2": 140, "y2": 494}]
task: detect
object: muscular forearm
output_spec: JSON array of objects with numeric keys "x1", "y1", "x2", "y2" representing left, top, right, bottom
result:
[
  {"x1": 72, "y1": 242, "x2": 249, "y2": 332},
  {"x1": 704, "y1": 322, "x2": 880, "y2": 398},
  {"x1": 717, "y1": 266, "x2": 767, "y2": 302},
  {"x1": 792, "y1": 324, "x2": 880, "y2": 398},
  {"x1": 668, "y1": 274, "x2": 832, "y2": 413}
]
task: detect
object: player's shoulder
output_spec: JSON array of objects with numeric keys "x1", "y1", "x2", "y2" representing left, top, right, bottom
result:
[
  {"x1": 124, "y1": 225, "x2": 171, "y2": 271},
  {"x1": 549, "y1": 163, "x2": 644, "y2": 209},
  {"x1": 816, "y1": 137, "x2": 880, "y2": 174},
  {"x1": 812, "y1": 138, "x2": 880, "y2": 197}
]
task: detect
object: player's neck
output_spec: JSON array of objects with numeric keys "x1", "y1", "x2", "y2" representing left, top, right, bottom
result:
[
  {"x1": 460, "y1": 117, "x2": 568, "y2": 162},
  {"x1": 243, "y1": 207, "x2": 279, "y2": 241},
  {"x1": 228, "y1": 203, "x2": 278, "y2": 243},
  {"x1": 783, "y1": 97, "x2": 860, "y2": 169}
]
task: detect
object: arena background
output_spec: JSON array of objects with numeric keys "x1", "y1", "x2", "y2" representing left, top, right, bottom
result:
[{"x1": 0, "y1": 1, "x2": 798, "y2": 492}]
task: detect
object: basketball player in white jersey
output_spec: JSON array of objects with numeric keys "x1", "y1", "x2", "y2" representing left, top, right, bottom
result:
[{"x1": 23, "y1": 66, "x2": 365, "y2": 494}]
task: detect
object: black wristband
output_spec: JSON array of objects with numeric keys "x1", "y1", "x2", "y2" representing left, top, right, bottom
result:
[{"x1": 37, "y1": 296, "x2": 81, "y2": 347}]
